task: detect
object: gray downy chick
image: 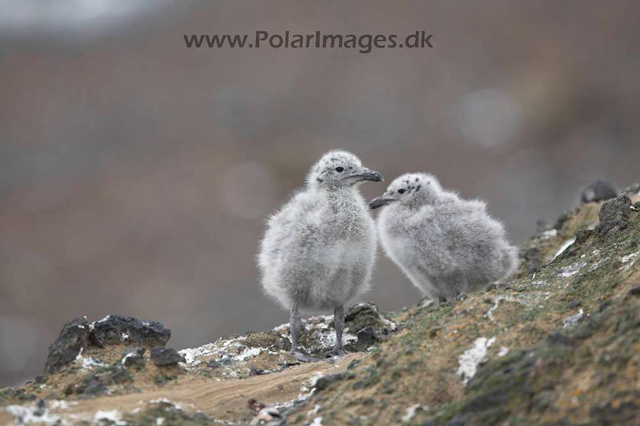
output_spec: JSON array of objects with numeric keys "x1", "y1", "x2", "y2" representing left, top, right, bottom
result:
[
  {"x1": 258, "y1": 150, "x2": 383, "y2": 361},
  {"x1": 370, "y1": 173, "x2": 518, "y2": 303}
]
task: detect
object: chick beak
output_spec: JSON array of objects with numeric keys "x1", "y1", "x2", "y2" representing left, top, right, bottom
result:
[
  {"x1": 369, "y1": 196, "x2": 393, "y2": 209},
  {"x1": 356, "y1": 168, "x2": 384, "y2": 183}
]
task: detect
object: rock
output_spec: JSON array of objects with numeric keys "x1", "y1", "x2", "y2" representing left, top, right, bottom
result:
[
  {"x1": 0, "y1": 388, "x2": 37, "y2": 403},
  {"x1": 345, "y1": 303, "x2": 382, "y2": 333},
  {"x1": 568, "y1": 300, "x2": 581, "y2": 309},
  {"x1": 44, "y1": 317, "x2": 90, "y2": 375},
  {"x1": 248, "y1": 398, "x2": 267, "y2": 414},
  {"x1": 272, "y1": 336, "x2": 292, "y2": 352},
  {"x1": 34, "y1": 399, "x2": 46, "y2": 417},
  {"x1": 109, "y1": 364, "x2": 134, "y2": 383},
  {"x1": 64, "y1": 363, "x2": 133, "y2": 397},
  {"x1": 121, "y1": 347, "x2": 146, "y2": 370},
  {"x1": 598, "y1": 194, "x2": 633, "y2": 239},
  {"x1": 207, "y1": 360, "x2": 222, "y2": 369},
  {"x1": 581, "y1": 179, "x2": 617, "y2": 204},
  {"x1": 248, "y1": 366, "x2": 265, "y2": 376},
  {"x1": 355, "y1": 326, "x2": 376, "y2": 351},
  {"x1": 44, "y1": 315, "x2": 171, "y2": 376},
  {"x1": 150, "y1": 347, "x2": 185, "y2": 367},
  {"x1": 345, "y1": 302, "x2": 396, "y2": 340},
  {"x1": 628, "y1": 287, "x2": 640, "y2": 297},
  {"x1": 545, "y1": 331, "x2": 573, "y2": 347},
  {"x1": 346, "y1": 359, "x2": 361, "y2": 370},
  {"x1": 244, "y1": 331, "x2": 279, "y2": 348},
  {"x1": 89, "y1": 315, "x2": 171, "y2": 348},
  {"x1": 315, "y1": 373, "x2": 346, "y2": 392},
  {"x1": 66, "y1": 376, "x2": 105, "y2": 398}
]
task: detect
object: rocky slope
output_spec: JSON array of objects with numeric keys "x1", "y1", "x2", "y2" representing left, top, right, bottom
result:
[{"x1": 1, "y1": 192, "x2": 639, "y2": 426}]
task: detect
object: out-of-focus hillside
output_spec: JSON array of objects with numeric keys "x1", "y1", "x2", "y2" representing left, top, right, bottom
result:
[{"x1": 1, "y1": 0, "x2": 640, "y2": 386}]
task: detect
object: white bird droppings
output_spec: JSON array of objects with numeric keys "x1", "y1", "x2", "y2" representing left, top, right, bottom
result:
[
  {"x1": 457, "y1": 337, "x2": 496, "y2": 385},
  {"x1": 563, "y1": 309, "x2": 584, "y2": 328},
  {"x1": 308, "y1": 417, "x2": 323, "y2": 426},
  {"x1": 621, "y1": 251, "x2": 638, "y2": 264},
  {"x1": 5, "y1": 404, "x2": 63, "y2": 425},
  {"x1": 557, "y1": 262, "x2": 586, "y2": 278},
  {"x1": 401, "y1": 404, "x2": 428, "y2": 423},
  {"x1": 93, "y1": 410, "x2": 126, "y2": 425}
]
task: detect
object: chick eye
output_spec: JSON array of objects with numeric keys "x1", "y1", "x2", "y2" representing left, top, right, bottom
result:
[
  {"x1": 398, "y1": 189, "x2": 406, "y2": 194},
  {"x1": 335, "y1": 167, "x2": 344, "y2": 172}
]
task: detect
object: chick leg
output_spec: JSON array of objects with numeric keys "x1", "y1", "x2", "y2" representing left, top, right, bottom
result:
[
  {"x1": 289, "y1": 301, "x2": 320, "y2": 363},
  {"x1": 328, "y1": 305, "x2": 348, "y2": 357}
]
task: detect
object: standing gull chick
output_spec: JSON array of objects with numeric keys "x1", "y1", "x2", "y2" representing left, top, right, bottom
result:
[
  {"x1": 258, "y1": 151, "x2": 383, "y2": 361},
  {"x1": 370, "y1": 173, "x2": 518, "y2": 303}
]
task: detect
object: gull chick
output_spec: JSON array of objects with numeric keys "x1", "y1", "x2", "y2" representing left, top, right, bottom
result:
[
  {"x1": 258, "y1": 150, "x2": 383, "y2": 361},
  {"x1": 370, "y1": 173, "x2": 518, "y2": 303}
]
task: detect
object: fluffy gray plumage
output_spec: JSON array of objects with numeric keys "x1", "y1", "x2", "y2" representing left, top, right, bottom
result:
[
  {"x1": 370, "y1": 173, "x2": 518, "y2": 302},
  {"x1": 258, "y1": 150, "x2": 383, "y2": 359}
]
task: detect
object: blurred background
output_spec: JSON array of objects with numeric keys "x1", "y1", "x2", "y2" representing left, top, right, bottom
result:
[{"x1": 1, "y1": 0, "x2": 639, "y2": 387}]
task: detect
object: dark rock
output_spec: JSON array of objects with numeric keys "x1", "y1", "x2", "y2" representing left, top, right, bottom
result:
[
  {"x1": 598, "y1": 300, "x2": 612, "y2": 312},
  {"x1": 575, "y1": 228, "x2": 593, "y2": 245},
  {"x1": 0, "y1": 388, "x2": 37, "y2": 403},
  {"x1": 272, "y1": 337, "x2": 292, "y2": 352},
  {"x1": 44, "y1": 317, "x2": 90, "y2": 375},
  {"x1": 244, "y1": 331, "x2": 279, "y2": 348},
  {"x1": 66, "y1": 376, "x2": 105, "y2": 397},
  {"x1": 207, "y1": 360, "x2": 222, "y2": 369},
  {"x1": 346, "y1": 359, "x2": 361, "y2": 371},
  {"x1": 345, "y1": 303, "x2": 381, "y2": 333},
  {"x1": 65, "y1": 364, "x2": 133, "y2": 398},
  {"x1": 154, "y1": 372, "x2": 177, "y2": 385},
  {"x1": 249, "y1": 366, "x2": 265, "y2": 376},
  {"x1": 315, "y1": 373, "x2": 346, "y2": 392},
  {"x1": 568, "y1": 300, "x2": 581, "y2": 309},
  {"x1": 150, "y1": 347, "x2": 185, "y2": 367},
  {"x1": 34, "y1": 399, "x2": 46, "y2": 416},
  {"x1": 122, "y1": 347, "x2": 146, "y2": 370},
  {"x1": 89, "y1": 315, "x2": 171, "y2": 348},
  {"x1": 581, "y1": 179, "x2": 617, "y2": 204},
  {"x1": 546, "y1": 332, "x2": 573, "y2": 347},
  {"x1": 344, "y1": 302, "x2": 396, "y2": 347},
  {"x1": 628, "y1": 287, "x2": 640, "y2": 297},
  {"x1": 109, "y1": 365, "x2": 133, "y2": 383},
  {"x1": 590, "y1": 398, "x2": 640, "y2": 425},
  {"x1": 598, "y1": 194, "x2": 633, "y2": 239},
  {"x1": 218, "y1": 357, "x2": 234, "y2": 366},
  {"x1": 356, "y1": 327, "x2": 376, "y2": 351},
  {"x1": 248, "y1": 398, "x2": 267, "y2": 413}
]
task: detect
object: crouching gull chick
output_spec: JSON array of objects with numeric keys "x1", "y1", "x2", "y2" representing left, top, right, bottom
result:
[
  {"x1": 370, "y1": 173, "x2": 518, "y2": 303},
  {"x1": 258, "y1": 150, "x2": 383, "y2": 361}
]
